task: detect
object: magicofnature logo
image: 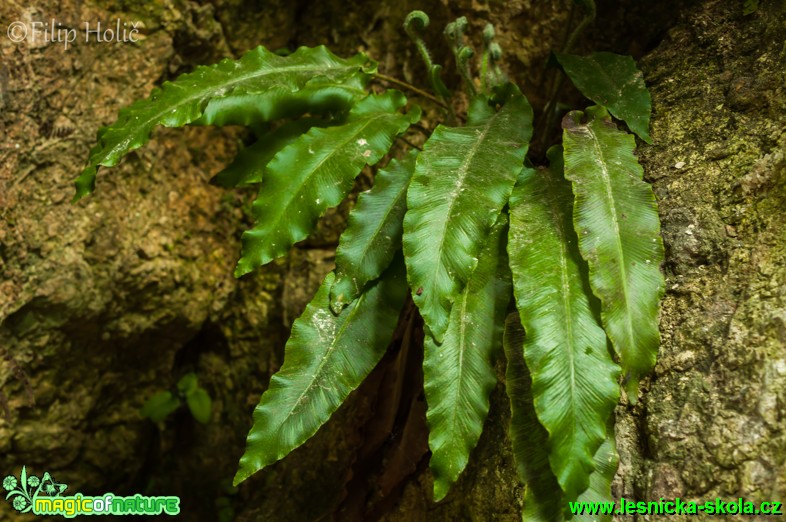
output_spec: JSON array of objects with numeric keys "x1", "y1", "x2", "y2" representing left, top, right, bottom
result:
[{"x1": 3, "y1": 466, "x2": 180, "y2": 518}]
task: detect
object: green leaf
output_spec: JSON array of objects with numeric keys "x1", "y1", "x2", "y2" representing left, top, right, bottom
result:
[
  {"x1": 571, "y1": 433, "x2": 618, "y2": 522},
  {"x1": 503, "y1": 313, "x2": 562, "y2": 522},
  {"x1": 141, "y1": 391, "x2": 182, "y2": 423},
  {"x1": 211, "y1": 118, "x2": 331, "y2": 188},
  {"x1": 508, "y1": 149, "x2": 620, "y2": 501},
  {"x1": 562, "y1": 107, "x2": 665, "y2": 401},
  {"x1": 404, "y1": 91, "x2": 533, "y2": 342},
  {"x1": 235, "y1": 91, "x2": 420, "y2": 277},
  {"x1": 555, "y1": 53, "x2": 652, "y2": 143},
  {"x1": 177, "y1": 372, "x2": 199, "y2": 395},
  {"x1": 186, "y1": 387, "x2": 213, "y2": 424},
  {"x1": 424, "y1": 214, "x2": 510, "y2": 501},
  {"x1": 330, "y1": 150, "x2": 418, "y2": 313},
  {"x1": 234, "y1": 257, "x2": 408, "y2": 485},
  {"x1": 194, "y1": 83, "x2": 358, "y2": 128},
  {"x1": 503, "y1": 314, "x2": 617, "y2": 521},
  {"x1": 75, "y1": 45, "x2": 374, "y2": 200}
]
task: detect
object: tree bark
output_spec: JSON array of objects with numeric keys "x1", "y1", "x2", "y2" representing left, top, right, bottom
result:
[{"x1": 0, "y1": 0, "x2": 784, "y2": 520}]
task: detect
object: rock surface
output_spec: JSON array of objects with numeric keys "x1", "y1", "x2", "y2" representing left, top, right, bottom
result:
[{"x1": 1, "y1": 0, "x2": 784, "y2": 520}]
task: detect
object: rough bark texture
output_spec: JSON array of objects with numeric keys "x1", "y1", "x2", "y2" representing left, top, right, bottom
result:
[
  {"x1": 0, "y1": 0, "x2": 784, "y2": 520},
  {"x1": 623, "y1": 1, "x2": 786, "y2": 515}
]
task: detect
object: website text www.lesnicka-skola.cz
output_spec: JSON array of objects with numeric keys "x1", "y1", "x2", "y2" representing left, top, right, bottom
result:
[{"x1": 569, "y1": 497, "x2": 783, "y2": 517}]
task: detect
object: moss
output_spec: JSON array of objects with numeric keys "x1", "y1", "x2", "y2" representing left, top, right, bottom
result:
[{"x1": 623, "y1": 1, "x2": 786, "y2": 513}]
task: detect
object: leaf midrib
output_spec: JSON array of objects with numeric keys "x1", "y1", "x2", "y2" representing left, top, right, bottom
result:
[
  {"x1": 422, "y1": 120, "x2": 493, "y2": 318},
  {"x1": 542, "y1": 173, "x2": 586, "y2": 481},
  {"x1": 441, "y1": 288, "x2": 471, "y2": 452},
  {"x1": 340, "y1": 173, "x2": 409, "y2": 278},
  {"x1": 587, "y1": 126, "x2": 636, "y2": 350},
  {"x1": 263, "y1": 112, "x2": 399, "y2": 230},
  {"x1": 97, "y1": 61, "x2": 364, "y2": 166},
  {"x1": 276, "y1": 287, "x2": 372, "y2": 432}
]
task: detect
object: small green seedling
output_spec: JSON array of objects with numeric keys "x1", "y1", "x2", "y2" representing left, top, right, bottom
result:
[{"x1": 141, "y1": 373, "x2": 212, "y2": 424}]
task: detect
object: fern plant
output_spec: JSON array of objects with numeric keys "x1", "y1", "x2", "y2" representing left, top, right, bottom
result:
[{"x1": 75, "y1": 4, "x2": 664, "y2": 519}]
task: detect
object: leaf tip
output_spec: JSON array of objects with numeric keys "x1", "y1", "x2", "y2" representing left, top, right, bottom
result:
[
  {"x1": 234, "y1": 261, "x2": 253, "y2": 279},
  {"x1": 73, "y1": 166, "x2": 98, "y2": 202},
  {"x1": 432, "y1": 480, "x2": 450, "y2": 503},
  {"x1": 636, "y1": 128, "x2": 654, "y2": 145},
  {"x1": 232, "y1": 469, "x2": 249, "y2": 488}
]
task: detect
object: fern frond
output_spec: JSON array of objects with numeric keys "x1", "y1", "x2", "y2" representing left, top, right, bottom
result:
[
  {"x1": 234, "y1": 257, "x2": 408, "y2": 485},
  {"x1": 403, "y1": 90, "x2": 532, "y2": 342},
  {"x1": 503, "y1": 314, "x2": 617, "y2": 521},
  {"x1": 424, "y1": 214, "x2": 510, "y2": 501},
  {"x1": 508, "y1": 148, "x2": 619, "y2": 501},
  {"x1": 331, "y1": 150, "x2": 418, "y2": 313},
  {"x1": 562, "y1": 107, "x2": 665, "y2": 401},
  {"x1": 555, "y1": 53, "x2": 652, "y2": 143},
  {"x1": 235, "y1": 91, "x2": 420, "y2": 276},
  {"x1": 211, "y1": 117, "x2": 333, "y2": 188},
  {"x1": 75, "y1": 45, "x2": 374, "y2": 200}
]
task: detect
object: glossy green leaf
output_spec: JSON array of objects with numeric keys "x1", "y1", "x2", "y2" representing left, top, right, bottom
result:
[
  {"x1": 508, "y1": 149, "x2": 619, "y2": 501},
  {"x1": 555, "y1": 53, "x2": 652, "y2": 143},
  {"x1": 235, "y1": 91, "x2": 420, "y2": 277},
  {"x1": 75, "y1": 45, "x2": 374, "y2": 200},
  {"x1": 211, "y1": 118, "x2": 331, "y2": 188},
  {"x1": 330, "y1": 150, "x2": 417, "y2": 313},
  {"x1": 193, "y1": 84, "x2": 357, "y2": 128},
  {"x1": 234, "y1": 258, "x2": 408, "y2": 485},
  {"x1": 562, "y1": 107, "x2": 665, "y2": 401},
  {"x1": 141, "y1": 391, "x2": 181, "y2": 423},
  {"x1": 424, "y1": 214, "x2": 510, "y2": 501},
  {"x1": 404, "y1": 91, "x2": 533, "y2": 342},
  {"x1": 503, "y1": 314, "x2": 617, "y2": 522},
  {"x1": 186, "y1": 387, "x2": 213, "y2": 424}
]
